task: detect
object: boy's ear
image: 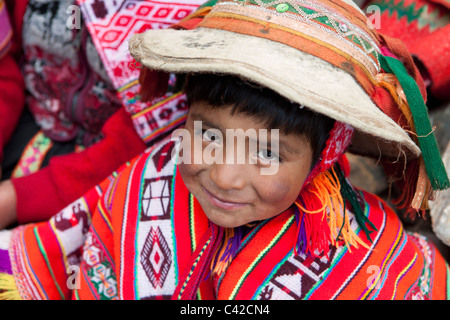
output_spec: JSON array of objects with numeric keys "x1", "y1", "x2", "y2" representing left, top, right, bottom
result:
[{"x1": 138, "y1": 68, "x2": 170, "y2": 102}]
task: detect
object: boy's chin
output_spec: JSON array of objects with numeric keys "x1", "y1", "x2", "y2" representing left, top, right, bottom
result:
[{"x1": 202, "y1": 208, "x2": 247, "y2": 229}]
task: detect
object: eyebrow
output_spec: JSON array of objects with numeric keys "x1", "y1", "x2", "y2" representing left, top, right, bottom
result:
[
  {"x1": 277, "y1": 139, "x2": 302, "y2": 155},
  {"x1": 190, "y1": 113, "x2": 224, "y2": 132},
  {"x1": 257, "y1": 136, "x2": 302, "y2": 156}
]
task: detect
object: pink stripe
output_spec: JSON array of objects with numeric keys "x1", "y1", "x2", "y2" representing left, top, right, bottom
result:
[{"x1": 380, "y1": 47, "x2": 399, "y2": 60}]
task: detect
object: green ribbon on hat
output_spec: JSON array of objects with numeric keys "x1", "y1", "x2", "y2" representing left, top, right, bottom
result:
[
  {"x1": 379, "y1": 55, "x2": 449, "y2": 191},
  {"x1": 198, "y1": 0, "x2": 220, "y2": 9}
]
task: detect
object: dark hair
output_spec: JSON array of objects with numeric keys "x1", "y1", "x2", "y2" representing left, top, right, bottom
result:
[{"x1": 184, "y1": 73, "x2": 335, "y2": 168}]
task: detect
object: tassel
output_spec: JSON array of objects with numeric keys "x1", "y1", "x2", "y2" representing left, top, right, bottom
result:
[
  {"x1": 211, "y1": 224, "x2": 257, "y2": 277},
  {"x1": 210, "y1": 227, "x2": 239, "y2": 276},
  {"x1": 378, "y1": 54, "x2": 449, "y2": 191},
  {"x1": 334, "y1": 164, "x2": 377, "y2": 243},
  {"x1": 294, "y1": 206, "x2": 308, "y2": 255},
  {"x1": 387, "y1": 157, "x2": 431, "y2": 220},
  {"x1": 411, "y1": 157, "x2": 435, "y2": 211},
  {"x1": 374, "y1": 72, "x2": 415, "y2": 134},
  {"x1": 391, "y1": 157, "x2": 419, "y2": 210},
  {"x1": 0, "y1": 273, "x2": 21, "y2": 300},
  {"x1": 294, "y1": 166, "x2": 371, "y2": 257}
]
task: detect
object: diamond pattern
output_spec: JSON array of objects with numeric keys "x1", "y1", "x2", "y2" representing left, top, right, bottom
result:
[{"x1": 141, "y1": 227, "x2": 172, "y2": 289}]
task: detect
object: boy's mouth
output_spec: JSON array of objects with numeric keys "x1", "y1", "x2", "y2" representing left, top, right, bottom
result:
[{"x1": 202, "y1": 187, "x2": 248, "y2": 211}]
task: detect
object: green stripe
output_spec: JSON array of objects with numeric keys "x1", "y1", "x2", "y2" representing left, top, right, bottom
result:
[
  {"x1": 177, "y1": 238, "x2": 211, "y2": 299},
  {"x1": 33, "y1": 227, "x2": 65, "y2": 300},
  {"x1": 303, "y1": 201, "x2": 371, "y2": 299},
  {"x1": 447, "y1": 265, "x2": 450, "y2": 300},
  {"x1": 135, "y1": 144, "x2": 160, "y2": 299},
  {"x1": 253, "y1": 248, "x2": 293, "y2": 299},
  {"x1": 229, "y1": 215, "x2": 295, "y2": 299},
  {"x1": 304, "y1": 246, "x2": 348, "y2": 300},
  {"x1": 74, "y1": 286, "x2": 80, "y2": 300},
  {"x1": 170, "y1": 153, "x2": 180, "y2": 284},
  {"x1": 199, "y1": 0, "x2": 219, "y2": 10}
]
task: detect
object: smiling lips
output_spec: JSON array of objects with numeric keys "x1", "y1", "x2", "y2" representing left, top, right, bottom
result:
[{"x1": 202, "y1": 187, "x2": 248, "y2": 211}]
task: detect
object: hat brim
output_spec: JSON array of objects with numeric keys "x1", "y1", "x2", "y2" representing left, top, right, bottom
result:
[{"x1": 129, "y1": 27, "x2": 420, "y2": 160}]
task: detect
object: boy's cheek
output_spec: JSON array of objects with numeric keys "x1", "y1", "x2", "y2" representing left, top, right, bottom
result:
[
  {"x1": 259, "y1": 180, "x2": 291, "y2": 202},
  {"x1": 178, "y1": 162, "x2": 204, "y2": 191},
  {"x1": 257, "y1": 178, "x2": 302, "y2": 210}
]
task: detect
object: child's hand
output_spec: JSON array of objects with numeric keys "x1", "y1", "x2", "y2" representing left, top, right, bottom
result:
[{"x1": 0, "y1": 180, "x2": 17, "y2": 230}]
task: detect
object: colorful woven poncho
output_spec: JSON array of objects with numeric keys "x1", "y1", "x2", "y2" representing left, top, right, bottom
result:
[
  {"x1": 0, "y1": 136, "x2": 448, "y2": 300},
  {"x1": 0, "y1": 0, "x2": 449, "y2": 301}
]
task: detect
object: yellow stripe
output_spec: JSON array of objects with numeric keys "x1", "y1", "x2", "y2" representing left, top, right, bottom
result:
[
  {"x1": 360, "y1": 224, "x2": 403, "y2": 299},
  {"x1": 228, "y1": 216, "x2": 295, "y2": 299},
  {"x1": 189, "y1": 194, "x2": 196, "y2": 252},
  {"x1": 391, "y1": 253, "x2": 418, "y2": 300},
  {"x1": 19, "y1": 231, "x2": 48, "y2": 299},
  {"x1": 118, "y1": 79, "x2": 139, "y2": 92},
  {"x1": 97, "y1": 201, "x2": 113, "y2": 232},
  {"x1": 131, "y1": 92, "x2": 185, "y2": 118},
  {"x1": 33, "y1": 227, "x2": 65, "y2": 299},
  {"x1": 142, "y1": 114, "x2": 187, "y2": 142},
  {"x1": 49, "y1": 219, "x2": 69, "y2": 270}
]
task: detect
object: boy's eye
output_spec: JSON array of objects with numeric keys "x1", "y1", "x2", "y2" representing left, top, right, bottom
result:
[
  {"x1": 256, "y1": 149, "x2": 280, "y2": 163},
  {"x1": 202, "y1": 129, "x2": 222, "y2": 144}
]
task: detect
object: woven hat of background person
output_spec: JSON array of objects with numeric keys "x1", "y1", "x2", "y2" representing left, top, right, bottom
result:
[
  {"x1": 130, "y1": 0, "x2": 449, "y2": 227},
  {"x1": 362, "y1": 0, "x2": 450, "y2": 101}
]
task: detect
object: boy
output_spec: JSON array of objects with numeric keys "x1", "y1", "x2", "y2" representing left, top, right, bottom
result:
[{"x1": 0, "y1": 0, "x2": 449, "y2": 300}]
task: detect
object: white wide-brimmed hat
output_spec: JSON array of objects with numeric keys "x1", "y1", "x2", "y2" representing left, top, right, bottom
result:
[{"x1": 129, "y1": 0, "x2": 449, "y2": 199}]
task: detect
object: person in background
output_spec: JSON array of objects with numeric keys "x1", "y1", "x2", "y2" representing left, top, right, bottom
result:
[{"x1": 0, "y1": 0, "x2": 206, "y2": 229}]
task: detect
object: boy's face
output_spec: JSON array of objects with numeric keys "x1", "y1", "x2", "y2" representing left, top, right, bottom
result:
[{"x1": 178, "y1": 101, "x2": 314, "y2": 228}]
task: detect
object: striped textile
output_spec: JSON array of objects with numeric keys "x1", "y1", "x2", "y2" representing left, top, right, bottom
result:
[
  {"x1": 0, "y1": 136, "x2": 448, "y2": 300},
  {"x1": 77, "y1": 0, "x2": 204, "y2": 145}
]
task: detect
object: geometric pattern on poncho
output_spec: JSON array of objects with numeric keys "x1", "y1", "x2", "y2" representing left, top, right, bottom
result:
[
  {"x1": 258, "y1": 246, "x2": 339, "y2": 300},
  {"x1": 141, "y1": 226, "x2": 172, "y2": 289},
  {"x1": 83, "y1": 232, "x2": 118, "y2": 300},
  {"x1": 141, "y1": 176, "x2": 172, "y2": 221}
]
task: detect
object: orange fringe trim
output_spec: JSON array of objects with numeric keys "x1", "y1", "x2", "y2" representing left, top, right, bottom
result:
[{"x1": 295, "y1": 167, "x2": 370, "y2": 254}]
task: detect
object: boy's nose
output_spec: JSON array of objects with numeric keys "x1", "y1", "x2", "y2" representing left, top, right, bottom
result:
[{"x1": 209, "y1": 162, "x2": 246, "y2": 191}]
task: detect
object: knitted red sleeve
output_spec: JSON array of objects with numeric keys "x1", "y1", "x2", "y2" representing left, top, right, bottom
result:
[
  {"x1": 12, "y1": 108, "x2": 147, "y2": 223},
  {"x1": 0, "y1": 55, "x2": 24, "y2": 163}
]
